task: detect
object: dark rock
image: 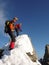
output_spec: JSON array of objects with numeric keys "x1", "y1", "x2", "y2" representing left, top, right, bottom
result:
[
  {"x1": 0, "y1": 48, "x2": 4, "y2": 59},
  {"x1": 43, "y1": 44, "x2": 49, "y2": 65},
  {"x1": 26, "y1": 51, "x2": 37, "y2": 62}
]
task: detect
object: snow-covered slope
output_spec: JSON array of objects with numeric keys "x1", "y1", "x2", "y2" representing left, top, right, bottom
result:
[
  {"x1": 15, "y1": 34, "x2": 34, "y2": 54},
  {"x1": 0, "y1": 34, "x2": 41, "y2": 65}
]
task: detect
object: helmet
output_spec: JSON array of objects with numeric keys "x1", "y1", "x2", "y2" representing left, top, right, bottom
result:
[{"x1": 13, "y1": 17, "x2": 18, "y2": 21}]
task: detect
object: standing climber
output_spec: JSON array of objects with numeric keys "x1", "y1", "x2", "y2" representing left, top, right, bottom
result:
[{"x1": 4, "y1": 17, "x2": 18, "y2": 50}]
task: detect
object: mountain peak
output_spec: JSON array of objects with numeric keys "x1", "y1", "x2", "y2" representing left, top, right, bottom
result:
[{"x1": 0, "y1": 34, "x2": 41, "y2": 65}]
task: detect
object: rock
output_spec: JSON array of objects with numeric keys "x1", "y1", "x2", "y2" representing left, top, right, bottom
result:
[
  {"x1": 43, "y1": 44, "x2": 49, "y2": 65},
  {"x1": 0, "y1": 49, "x2": 4, "y2": 59},
  {"x1": 26, "y1": 52, "x2": 37, "y2": 62}
]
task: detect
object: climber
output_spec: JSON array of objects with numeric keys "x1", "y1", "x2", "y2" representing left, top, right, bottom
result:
[{"x1": 4, "y1": 17, "x2": 18, "y2": 50}]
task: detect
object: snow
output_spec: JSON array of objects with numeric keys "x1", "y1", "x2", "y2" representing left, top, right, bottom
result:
[
  {"x1": 15, "y1": 34, "x2": 34, "y2": 54},
  {"x1": 0, "y1": 34, "x2": 41, "y2": 65}
]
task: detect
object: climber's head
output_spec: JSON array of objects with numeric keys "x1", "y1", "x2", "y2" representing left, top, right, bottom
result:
[{"x1": 13, "y1": 17, "x2": 18, "y2": 22}]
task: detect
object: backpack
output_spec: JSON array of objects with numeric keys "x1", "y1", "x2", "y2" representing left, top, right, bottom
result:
[{"x1": 4, "y1": 20, "x2": 10, "y2": 33}]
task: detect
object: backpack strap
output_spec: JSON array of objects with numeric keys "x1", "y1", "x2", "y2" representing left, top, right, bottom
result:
[{"x1": 7, "y1": 21, "x2": 10, "y2": 25}]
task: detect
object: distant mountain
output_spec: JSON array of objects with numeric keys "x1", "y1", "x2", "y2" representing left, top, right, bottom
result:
[{"x1": 0, "y1": 34, "x2": 41, "y2": 65}]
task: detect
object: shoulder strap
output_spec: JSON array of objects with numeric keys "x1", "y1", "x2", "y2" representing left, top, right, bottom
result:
[{"x1": 5, "y1": 20, "x2": 10, "y2": 26}]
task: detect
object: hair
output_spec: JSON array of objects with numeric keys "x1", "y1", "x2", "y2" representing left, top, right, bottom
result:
[{"x1": 13, "y1": 17, "x2": 18, "y2": 20}]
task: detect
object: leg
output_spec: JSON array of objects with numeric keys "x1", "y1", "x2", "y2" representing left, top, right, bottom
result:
[
  {"x1": 8, "y1": 31, "x2": 16, "y2": 42},
  {"x1": 8, "y1": 31, "x2": 15, "y2": 50}
]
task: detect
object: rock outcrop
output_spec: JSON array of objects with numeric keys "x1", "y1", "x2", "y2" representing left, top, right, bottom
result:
[
  {"x1": 43, "y1": 44, "x2": 49, "y2": 65},
  {"x1": 39, "y1": 44, "x2": 49, "y2": 65}
]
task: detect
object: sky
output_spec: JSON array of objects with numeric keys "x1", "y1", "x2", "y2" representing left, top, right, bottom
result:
[{"x1": 0, "y1": 0, "x2": 49, "y2": 59}]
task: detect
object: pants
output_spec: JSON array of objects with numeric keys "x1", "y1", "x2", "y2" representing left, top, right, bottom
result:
[
  {"x1": 8, "y1": 31, "x2": 16, "y2": 42},
  {"x1": 8, "y1": 31, "x2": 16, "y2": 49}
]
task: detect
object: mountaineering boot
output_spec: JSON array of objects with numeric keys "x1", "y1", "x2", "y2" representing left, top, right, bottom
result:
[{"x1": 9, "y1": 41, "x2": 15, "y2": 50}]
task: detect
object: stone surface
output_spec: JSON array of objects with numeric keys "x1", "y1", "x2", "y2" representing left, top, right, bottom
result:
[
  {"x1": 43, "y1": 44, "x2": 49, "y2": 60},
  {"x1": 43, "y1": 44, "x2": 49, "y2": 65}
]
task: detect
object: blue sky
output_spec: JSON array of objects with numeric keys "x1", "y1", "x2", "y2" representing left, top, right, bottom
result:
[{"x1": 0, "y1": 0, "x2": 49, "y2": 59}]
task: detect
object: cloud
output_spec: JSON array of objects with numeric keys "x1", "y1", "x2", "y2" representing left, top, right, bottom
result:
[
  {"x1": 0, "y1": 2, "x2": 7, "y2": 25},
  {"x1": 0, "y1": 10, "x2": 6, "y2": 24},
  {"x1": 0, "y1": 1, "x2": 7, "y2": 36},
  {"x1": 0, "y1": 1, "x2": 10, "y2": 47}
]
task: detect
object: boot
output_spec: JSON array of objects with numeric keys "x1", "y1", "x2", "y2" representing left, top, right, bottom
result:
[{"x1": 9, "y1": 41, "x2": 15, "y2": 50}]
